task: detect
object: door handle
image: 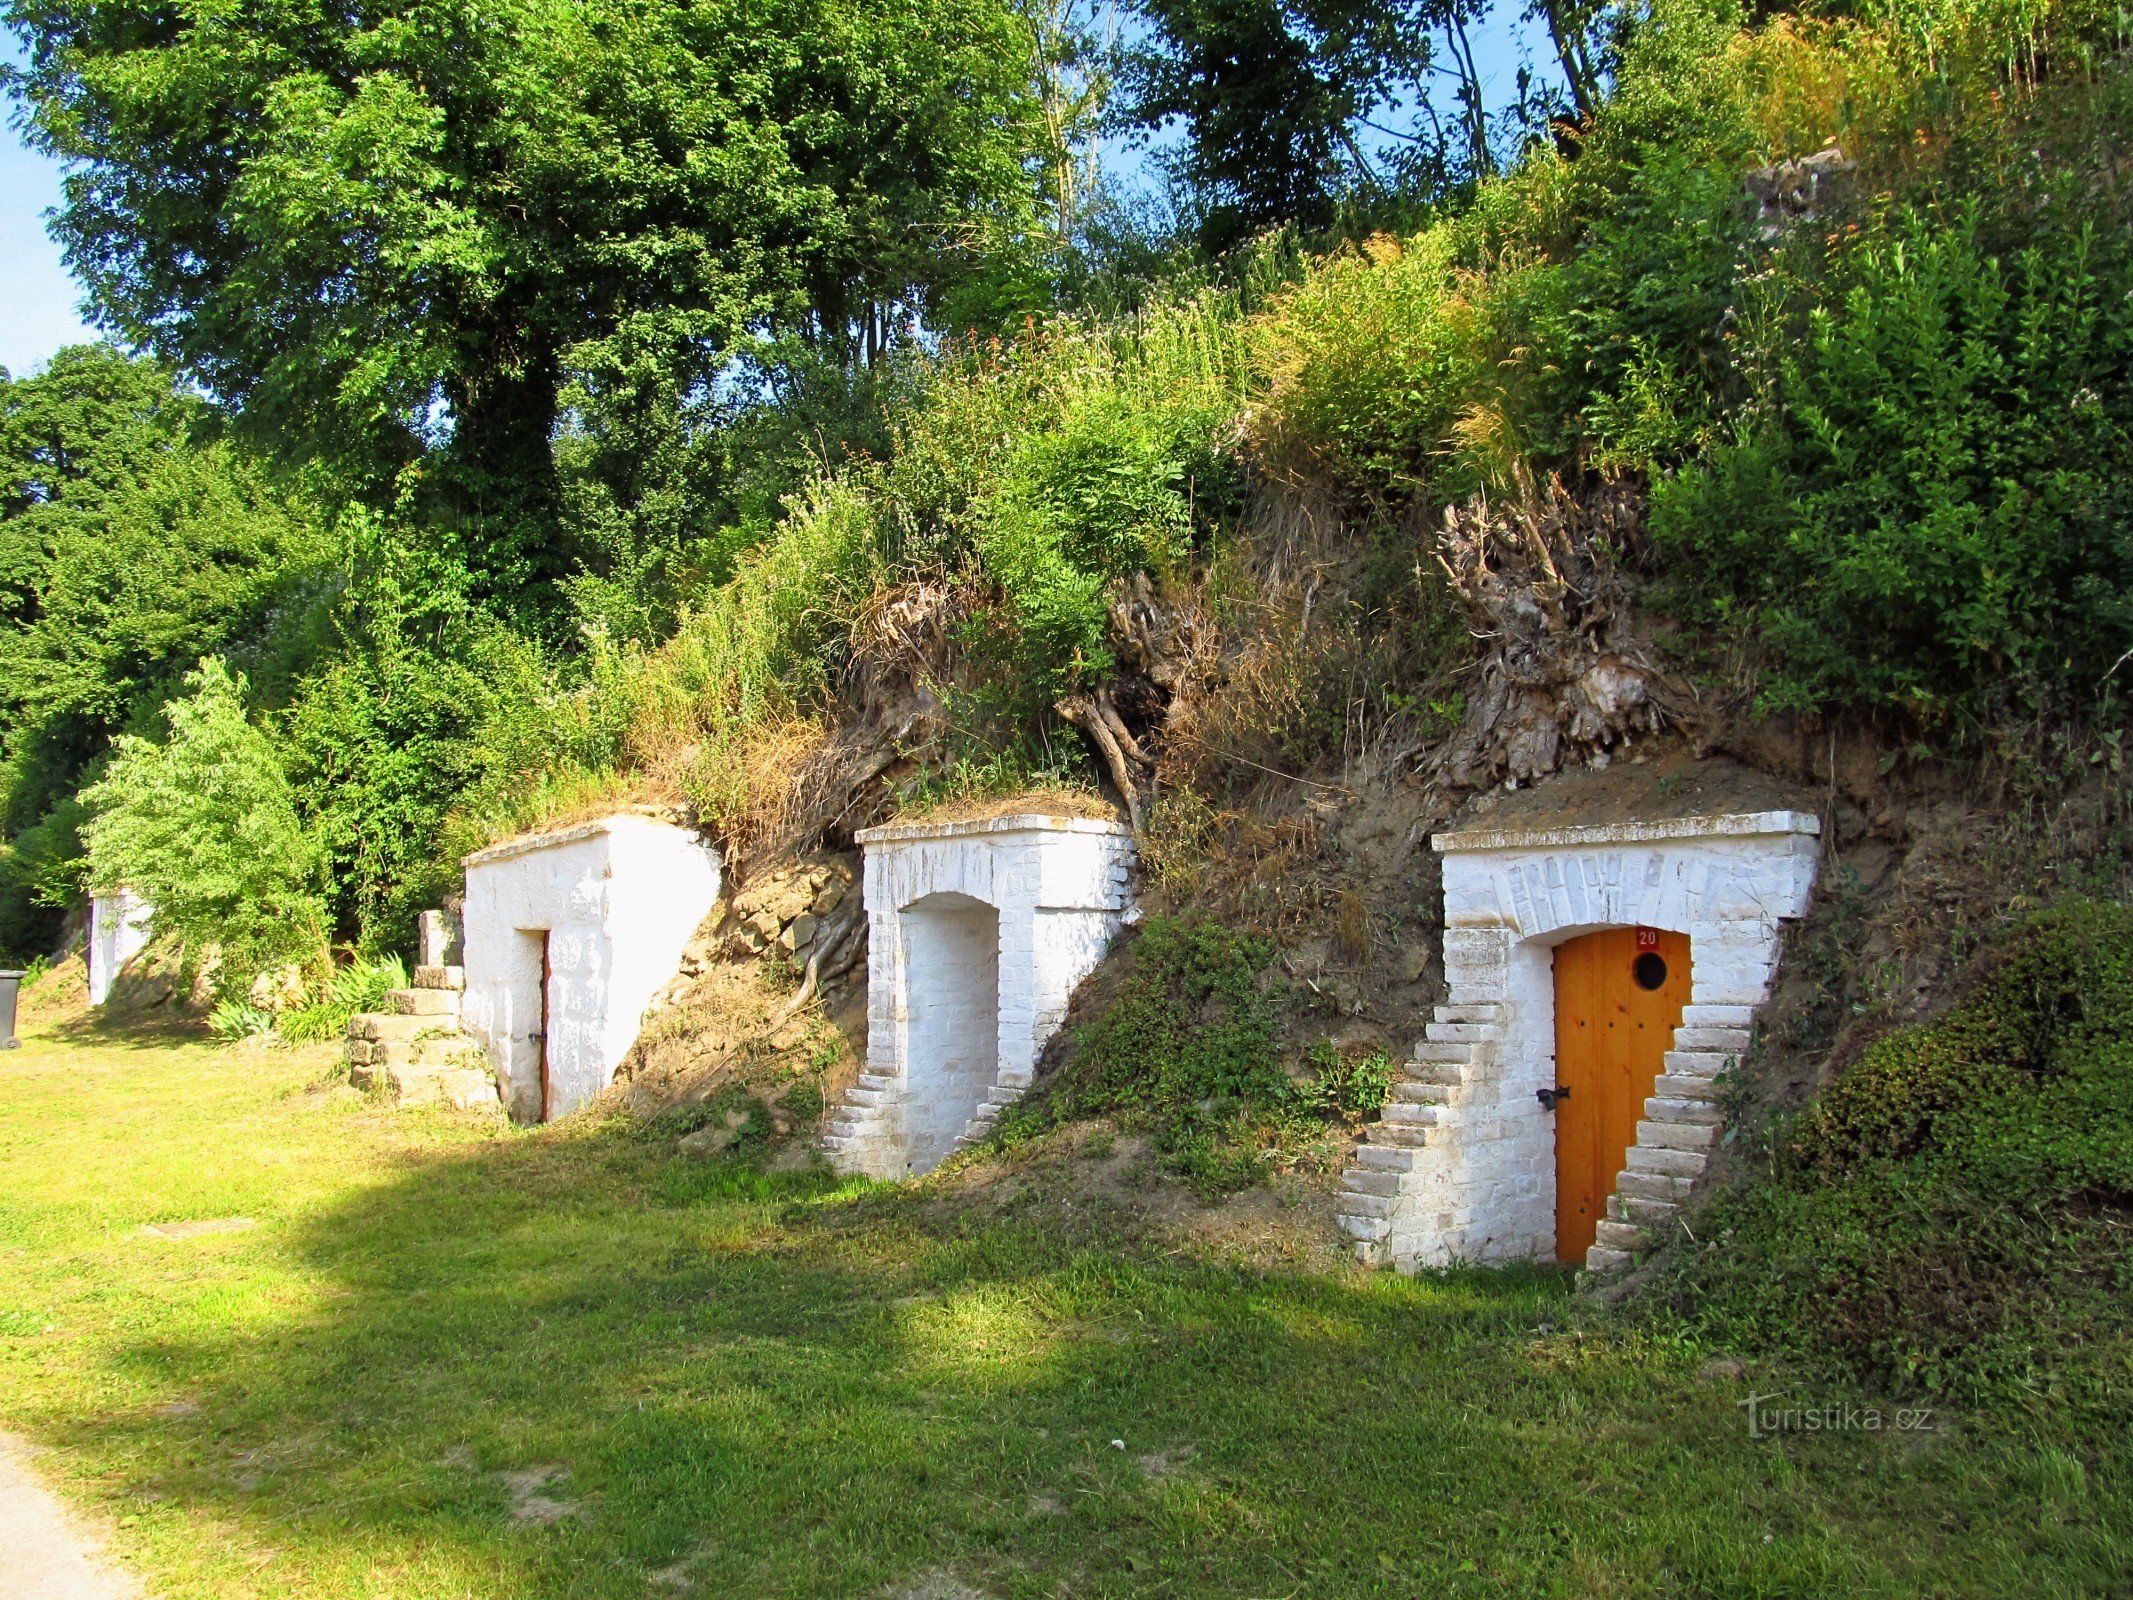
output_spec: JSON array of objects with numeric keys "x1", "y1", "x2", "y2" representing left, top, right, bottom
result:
[{"x1": 1537, "y1": 1085, "x2": 1571, "y2": 1110}]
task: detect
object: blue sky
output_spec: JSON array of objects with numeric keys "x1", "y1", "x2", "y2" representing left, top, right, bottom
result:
[
  {"x1": 2, "y1": 34, "x2": 97, "y2": 377},
  {"x1": 1, "y1": 10, "x2": 1555, "y2": 380}
]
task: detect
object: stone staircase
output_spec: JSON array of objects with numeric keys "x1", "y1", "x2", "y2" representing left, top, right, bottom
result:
[
  {"x1": 346, "y1": 963, "x2": 500, "y2": 1111},
  {"x1": 818, "y1": 1069, "x2": 896, "y2": 1168},
  {"x1": 1336, "y1": 1001, "x2": 1504, "y2": 1264},
  {"x1": 819, "y1": 1074, "x2": 1028, "y2": 1171},
  {"x1": 1583, "y1": 1007, "x2": 1748, "y2": 1269},
  {"x1": 953, "y1": 1082, "x2": 1028, "y2": 1150}
]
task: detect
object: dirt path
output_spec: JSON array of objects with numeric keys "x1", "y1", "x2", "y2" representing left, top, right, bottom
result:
[{"x1": 0, "y1": 1433, "x2": 143, "y2": 1599}]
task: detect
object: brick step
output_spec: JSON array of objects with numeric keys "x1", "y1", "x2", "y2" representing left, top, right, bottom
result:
[
  {"x1": 1351, "y1": 1144, "x2": 1419, "y2": 1172},
  {"x1": 1645, "y1": 1095, "x2": 1722, "y2": 1125},
  {"x1": 1584, "y1": 1246, "x2": 1634, "y2": 1273},
  {"x1": 348, "y1": 1011, "x2": 472, "y2": 1044},
  {"x1": 1367, "y1": 1121, "x2": 1430, "y2": 1150},
  {"x1": 1679, "y1": 1003, "x2": 1753, "y2": 1028},
  {"x1": 1391, "y1": 1080, "x2": 1451, "y2": 1106},
  {"x1": 1593, "y1": 1219, "x2": 1645, "y2": 1252},
  {"x1": 1637, "y1": 1118, "x2": 1719, "y2": 1152},
  {"x1": 1627, "y1": 1144, "x2": 1708, "y2": 1179},
  {"x1": 1434, "y1": 1003, "x2": 1505, "y2": 1025},
  {"x1": 1339, "y1": 1167, "x2": 1404, "y2": 1199},
  {"x1": 1380, "y1": 1099, "x2": 1439, "y2": 1125},
  {"x1": 1661, "y1": 1049, "x2": 1734, "y2": 1079},
  {"x1": 1337, "y1": 1192, "x2": 1399, "y2": 1220},
  {"x1": 1337, "y1": 1211, "x2": 1392, "y2": 1244},
  {"x1": 1424, "y1": 1021, "x2": 1502, "y2": 1045},
  {"x1": 1673, "y1": 1026, "x2": 1752, "y2": 1054},
  {"x1": 1410, "y1": 1040, "x2": 1474, "y2": 1066},
  {"x1": 412, "y1": 965, "x2": 466, "y2": 991}
]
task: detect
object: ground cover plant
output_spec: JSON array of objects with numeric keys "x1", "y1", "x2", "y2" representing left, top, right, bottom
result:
[
  {"x1": 997, "y1": 916, "x2": 1394, "y2": 1192},
  {"x1": 1654, "y1": 900, "x2": 2133, "y2": 1414},
  {"x1": 2, "y1": 1005, "x2": 2130, "y2": 1598}
]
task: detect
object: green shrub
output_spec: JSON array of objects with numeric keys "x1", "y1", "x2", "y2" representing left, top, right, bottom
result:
[
  {"x1": 276, "y1": 954, "x2": 409, "y2": 1044},
  {"x1": 1652, "y1": 201, "x2": 2133, "y2": 724},
  {"x1": 208, "y1": 998, "x2": 275, "y2": 1042},
  {"x1": 1655, "y1": 902, "x2": 2133, "y2": 1412},
  {"x1": 1296, "y1": 1042, "x2": 1395, "y2": 1121},
  {"x1": 81, "y1": 659, "x2": 328, "y2": 998}
]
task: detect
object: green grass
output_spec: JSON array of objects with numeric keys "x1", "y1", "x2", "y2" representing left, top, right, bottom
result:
[{"x1": 1, "y1": 1016, "x2": 2128, "y2": 1598}]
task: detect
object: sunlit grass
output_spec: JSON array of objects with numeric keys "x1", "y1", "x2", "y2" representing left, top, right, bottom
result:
[{"x1": 1, "y1": 1010, "x2": 2127, "y2": 1598}]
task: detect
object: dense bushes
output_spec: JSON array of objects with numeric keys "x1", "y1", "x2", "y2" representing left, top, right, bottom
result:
[
  {"x1": 1653, "y1": 202, "x2": 2133, "y2": 723},
  {"x1": 1657, "y1": 903, "x2": 2133, "y2": 1411},
  {"x1": 10, "y1": 0, "x2": 2133, "y2": 983}
]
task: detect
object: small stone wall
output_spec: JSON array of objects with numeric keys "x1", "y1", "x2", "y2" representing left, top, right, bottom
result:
[
  {"x1": 1339, "y1": 809, "x2": 1821, "y2": 1272},
  {"x1": 460, "y1": 815, "x2": 723, "y2": 1121},
  {"x1": 88, "y1": 890, "x2": 153, "y2": 1007},
  {"x1": 823, "y1": 815, "x2": 1134, "y2": 1178}
]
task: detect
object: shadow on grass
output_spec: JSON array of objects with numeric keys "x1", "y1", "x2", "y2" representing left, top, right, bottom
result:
[{"x1": 46, "y1": 1115, "x2": 2133, "y2": 1600}]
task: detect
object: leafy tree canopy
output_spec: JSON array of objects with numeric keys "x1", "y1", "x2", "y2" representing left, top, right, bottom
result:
[
  {"x1": 80, "y1": 656, "x2": 329, "y2": 994},
  {"x1": 4, "y1": 0, "x2": 1051, "y2": 603}
]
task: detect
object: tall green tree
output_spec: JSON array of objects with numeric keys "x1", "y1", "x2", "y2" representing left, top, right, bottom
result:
[
  {"x1": 5, "y1": 0, "x2": 1049, "y2": 607},
  {"x1": 0, "y1": 347, "x2": 329, "y2": 954},
  {"x1": 81, "y1": 657, "x2": 328, "y2": 995},
  {"x1": 1120, "y1": 0, "x2": 1447, "y2": 254}
]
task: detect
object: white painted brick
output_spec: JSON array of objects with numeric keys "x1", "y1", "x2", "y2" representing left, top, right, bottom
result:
[
  {"x1": 833, "y1": 817, "x2": 1133, "y2": 1179},
  {"x1": 462, "y1": 816, "x2": 722, "y2": 1124}
]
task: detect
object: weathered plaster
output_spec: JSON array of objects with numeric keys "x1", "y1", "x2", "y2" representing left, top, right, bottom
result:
[
  {"x1": 88, "y1": 890, "x2": 154, "y2": 1007},
  {"x1": 823, "y1": 815, "x2": 1134, "y2": 1177},
  {"x1": 1339, "y1": 810, "x2": 1822, "y2": 1272},
  {"x1": 460, "y1": 816, "x2": 722, "y2": 1121}
]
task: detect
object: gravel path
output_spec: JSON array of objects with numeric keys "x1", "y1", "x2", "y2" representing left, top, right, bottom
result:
[{"x1": 0, "y1": 1433, "x2": 142, "y2": 1599}]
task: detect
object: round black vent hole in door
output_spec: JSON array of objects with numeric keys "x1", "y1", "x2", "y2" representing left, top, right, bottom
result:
[{"x1": 1633, "y1": 951, "x2": 1669, "y2": 991}]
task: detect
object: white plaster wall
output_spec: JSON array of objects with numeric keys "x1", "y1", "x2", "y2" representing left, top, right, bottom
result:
[
  {"x1": 88, "y1": 890, "x2": 154, "y2": 1007},
  {"x1": 832, "y1": 815, "x2": 1134, "y2": 1177},
  {"x1": 1376, "y1": 812, "x2": 1820, "y2": 1269},
  {"x1": 901, "y1": 894, "x2": 1001, "y2": 1170},
  {"x1": 461, "y1": 816, "x2": 722, "y2": 1121}
]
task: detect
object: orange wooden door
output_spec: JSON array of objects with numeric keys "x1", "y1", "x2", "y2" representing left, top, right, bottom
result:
[{"x1": 1552, "y1": 927, "x2": 1692, "y2": 1263}]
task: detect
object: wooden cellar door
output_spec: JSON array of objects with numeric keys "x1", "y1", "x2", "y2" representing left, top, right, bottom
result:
[{"x1": 1551, "y1": 926, "x2": 1693, "y2": 1263}]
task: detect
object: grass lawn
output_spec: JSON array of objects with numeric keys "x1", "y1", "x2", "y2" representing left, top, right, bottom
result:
[{"x1": 1, "y1": 1012, "x2": 2126, "y2": 1599}]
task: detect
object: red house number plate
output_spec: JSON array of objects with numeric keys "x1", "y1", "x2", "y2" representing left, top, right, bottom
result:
[{"x1": 1635, "y1": 926, "x2": 1661, "y2": 949}]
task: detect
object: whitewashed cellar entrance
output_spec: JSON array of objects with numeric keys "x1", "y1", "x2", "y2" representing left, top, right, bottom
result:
[
  {"x1": 1339, "y1": 806, "x2": 1821, "y2": 1273},
  {"x1": 824, "y1": 815, "x2": 1134, "y2": 1177},
  {"x1": 88, "y1": 888, "x2": 154, "y2": 1006},
  {"x1": 460, "y1": 815, "x2": 722, "y2": 1122}
]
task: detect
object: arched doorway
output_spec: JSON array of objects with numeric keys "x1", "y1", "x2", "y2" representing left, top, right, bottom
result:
[
  {"x1": 899, "y1": 892, "x2": 1002, "y2": 1173},
  {"x1": 1551, "y1": 926, "x2": 1693, "y2": 1262}
]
